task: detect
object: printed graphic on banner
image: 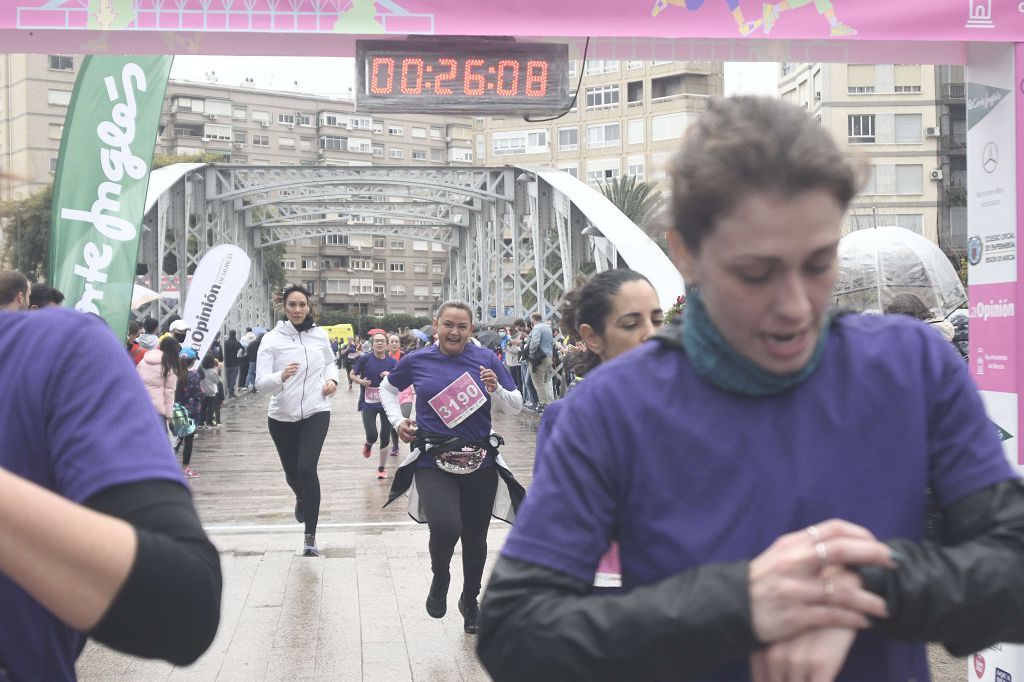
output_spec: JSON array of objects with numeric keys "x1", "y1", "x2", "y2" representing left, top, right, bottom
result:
[
  {"x1": 996, "y1": 667, "x2": 1012, "y2": 681},
  {"x1": 181, "y1": 244, "x2": 251, "y2": 362},
  {"x1": 48, "y1": 55, "x2": 173, "y2": 341},
  {"x1": 970, "y1": 282, "x2": 1016, "y2": 392},
  {"x1": 979, "y1": 391, "x2": 1020, "y2": 469},
  {"x1": 967, "y1": 46, "x2": 1018, "y2": 286}
]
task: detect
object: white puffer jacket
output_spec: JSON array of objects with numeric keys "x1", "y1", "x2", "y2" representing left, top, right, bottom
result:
[{"x1": 255, "y1": 321, "x2": 339, "y2": 422}]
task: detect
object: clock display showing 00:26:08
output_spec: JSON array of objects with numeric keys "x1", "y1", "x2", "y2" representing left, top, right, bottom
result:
[{"x1": 368, "y1": 57, "x2": 551, "y2": 98}]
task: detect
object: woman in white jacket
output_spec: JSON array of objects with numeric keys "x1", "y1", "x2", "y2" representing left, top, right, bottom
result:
[{"x1": 256, "y1": 285, "x2": 339, "y2": 556}]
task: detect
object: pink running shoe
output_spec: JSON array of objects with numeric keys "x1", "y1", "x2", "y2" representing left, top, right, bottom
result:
[
  {"x1": 376, "y1": 467, "x2": 387, "y2": 480},
  {"x1": 182, "y1": 467, "x2": 200, "y2": 478},
  {"x1": 362, "y1": 442, "x2": 372, "y2": 458}
]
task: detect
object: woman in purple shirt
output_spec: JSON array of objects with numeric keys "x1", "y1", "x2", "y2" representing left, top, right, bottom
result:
[
  {"x1": 351, "y1": 332, "x2": 398, "y2": 479},
  {"x1": 478, "y1": 97, "x2": 1024, "y2": 681}
]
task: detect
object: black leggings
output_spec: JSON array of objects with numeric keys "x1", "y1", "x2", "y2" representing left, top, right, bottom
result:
[
  {"x1": 415, "y1": 465, "x2": 499, "y2": 602},
  {"x1": 176, "y1": 434, "x2": 194, "y2": 467},
  {"x1": 360, "y1": 409, "x2": 391, "y2": 448},
  {"x1": 268, "y1": 411, "x2": 330, "y2": 536}
]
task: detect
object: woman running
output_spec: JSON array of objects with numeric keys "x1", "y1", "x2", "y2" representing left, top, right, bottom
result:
[
  {"x1": 351, "y1": 332, "x2": 398, "y2": 480},
  {"x1": 380, "y1": 300, "x2": 523, "y2": 634},
  {"x1": 256, "y1": 284, "x2": 339, "y2": 557}
]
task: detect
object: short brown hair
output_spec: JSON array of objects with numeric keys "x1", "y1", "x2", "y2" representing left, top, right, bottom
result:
[
  {"x1": 669, "y1": 96, "x2": 863, "y2": 252},
  {"x1": 0, "y1": 270, "x2": 29, "y2": 307},
  {"x1": 435, "y1": 299, "x2": 474, "y2": 322}
]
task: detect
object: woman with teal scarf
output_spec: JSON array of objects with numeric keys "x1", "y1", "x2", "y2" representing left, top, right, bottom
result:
[{"x1": 478, "y1": 96, "x2": 1024, "y2": 681}]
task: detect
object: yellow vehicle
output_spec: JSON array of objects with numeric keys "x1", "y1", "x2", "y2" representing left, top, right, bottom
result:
[{"x1": 320, "y1": 324, "x2": 355, "y2": 344}]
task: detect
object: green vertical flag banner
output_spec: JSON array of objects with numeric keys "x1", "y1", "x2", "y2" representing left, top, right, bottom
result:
[{"x1": 48, "y1": 55, "x2": 173, "y2": 340}]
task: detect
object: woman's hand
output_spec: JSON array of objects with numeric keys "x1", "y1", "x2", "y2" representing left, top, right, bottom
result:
[
  {"x1": 398, "y1": 418, "x2": 418, "y2": 442},
  {"x1": 322, "y1": 380, "x2": 337, "y2": 397},
  {"x1": 280, "y1": 362, "x2": 300, "y2": 382},
  {"x1": 749, "y1": 519, "x2": 894, "y2": 644},
  {"x1": 480, "y1": 365, "x2": 499, "y2": 393},
  {"x1": 750, "y1": 626, "x2": 857, "y2": 682}
]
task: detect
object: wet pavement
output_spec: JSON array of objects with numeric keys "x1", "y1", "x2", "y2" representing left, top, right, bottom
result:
[
  {"x1": 76, "y1": 383, "x2": 966, "y2": 681},
  {"x1": 77, "y1": 384, "x2": 543, "y2": 682}
]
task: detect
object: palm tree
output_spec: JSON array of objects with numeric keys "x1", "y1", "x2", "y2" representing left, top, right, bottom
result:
[{"x1": 598, "y1": 175, "x2": 668, "y2": 252}]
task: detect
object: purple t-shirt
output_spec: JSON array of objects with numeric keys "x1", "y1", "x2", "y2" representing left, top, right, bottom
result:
[
  {"x1": 386, "y1": 343, "x2": 516, "y2": 442},
  {"x1": 352, "y1": 352, "x2": 397, "y2": 412},
  {"x1": 0, "y1": 308, "x2": 186, "y2": 682},
  {"x1": 502, "y1": 314, "x2": 1016, "y2": 682}
]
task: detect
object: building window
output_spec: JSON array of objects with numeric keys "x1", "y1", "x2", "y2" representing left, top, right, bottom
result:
[
  {"x1": 347, "y1": 137, "x2": 371, "y2": 153},
  {"x1": 894, "y1": 114, "x2": 922, "y2": 143},
  {"x1": 373, "y1": 260, "x2": 387, "y2": 272},
  {"x1": 847, "y1": 64, "x2": 875, "y2": 94},
  {"x1": 587, "y1": 123, "x2": 620, "y2": 149},
  {"x1": 584, "y1": 60, "x2": 618, "y2": 76},
  {"x1": 281, "y1": 259, "x2": 296, "y2": 269},
  {"x1": 432, "y1": 262, "x2": 444, "y2": 274},
  {"x1": 587, "y1": 167, "x2": 620, "y2": 185},
  {"x1": 627, "y1": 156, "x2": 645, "y2": 181},
  {"x1": 278, "y1": 137, "x2": 295, "y2": 148},
  {"x1": 299, "y1": 136, "x2": 313, "y2": 151},
  {"x1": 413, "y1": 241, "x2": 429, "y2": 251},
  {"x1": 323, "y1": 234, "x2": 348, "y2": 245},
  {"x1": 850, "y1": 213, "x2": 923, "y2": 234},
  {"x1": 321, "y1": 135, "x2": 346, "y2": 151},
  {"x1": 391, "y1": 285, "x2": 406, "y2": 297},
  {"x1": 895, "y1": 164, "x2": 923, "y2": 194},
  {"x1": 233, "y1": 107, "x2": 247, "y2": 119},
  {"x1": 252, "y1": 134, "x2": 270, "y2": 146},
  {"x1": 374, "y1": 284, "x2": 386, "y2": 297},
  {"x1": 493, "y1": 133, "x2": 525, "y2": 155},
  {"x1": 49, "y1": 123, "x2": 64, "y2": 140},
  {"x1": 320, "y1": 113, "x2": 343, "y2": 127},
  {"x1": 894, "y1": 64, "x2": 922, "y2": 93},
  {"x1": 432, "y1": 148, "x2": 444, "y2": 162},
  {"x1": 351, "y1": 258, "x2": 371, "y2": 270},
  {"x1": 412, "y1": 149, "x2": 427, "y2": 160},
  {"x1": 301, "y1": 258, "x2": 317, "y2": 270},
  {"x1": 390, "y1": 262, "x2": 406, "y2": 273},
  {"x1": 848, "y1": 114, "x2": 875, "y2": 143},
  {"x1": 626, "y1": 60, "x2": 643, "y2": 70},
  {"x1": 627, "y1": 118, "x2": 644, "y2": 145},
  {"x1": 349, "y1": 116, "x2": 372, "y2": 130},
  {"x1": 559, "y1": 164, "x2": 579, "y2": 178},
  {"x1": 390, "y1": 239, "x2": 406, "y2": 249},
  {"x1": 585, "y1": 85, "x2": 620, "y2": 110},
  {"x1": 49, "y1": 156, "x2": 58, "y2": 173},
  {"x1": 413, "y1": 263, "x2": 428, "y2": 274},
  {"x1": 251, "y1": 110, "x2": 270, "y2": 124},
  {"x1": 449, "y1": 148, "x2": 473, "y2": 163},
  {"x1": 297, "y1": 113, "x2": 312, "y2": 126},
  {"x1": 414, "y1": 285, "x2": 430, "y2": 297},
  {"x1": 204, "y1": 124, "x2": 232, "y2": 141},
  {"x1": 47, "y1": 90, "x2": 72, "y2": 106},
  {"x1": 627, "y1": 80, "x2": 644, "y2": 105},
  {"x1": 47, "y1": 55, "x2": 73, "y2": 71},
  {"x1": 373, "y1": 237, "x2": 386, "y2": 248},
  {"x1": 278, "y1": 114, "x2": 295, "y2": 125},
  {"x1": 372, "y1": 144, "x2": 384, "y2": 157},
  {"x1": 233, "y1": 130, "x2": 247, "y2": 144},
  {"x1": 652, "y1": 113, "x2": 689, "y2": 141},
  {"x1": 388, "y1": 125, "x2": 404, "y2": 136},
  {"x1": 389, "y1": 148, "x2": 404, "y2": 159},
  {"x1": 411, "y1": 127, "x2": 427, "y2": 138}
]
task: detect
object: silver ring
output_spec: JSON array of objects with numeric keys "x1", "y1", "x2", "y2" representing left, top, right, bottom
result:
[
  {"x1": 815, "y1": 541, "x2": 829, "y2": 567},
  {"x1": 823, "y1": 578, "x2": 835, "y2": 602},
  {"x1": 805, "y1": 525, "x2": 820, "y2": 543}
]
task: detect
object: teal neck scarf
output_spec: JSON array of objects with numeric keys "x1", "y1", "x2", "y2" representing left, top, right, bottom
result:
[{"x1": 678, "y1": 289, "x2": 833, "y2": 396}]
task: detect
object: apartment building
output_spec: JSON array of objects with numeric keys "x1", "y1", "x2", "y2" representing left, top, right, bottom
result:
[
  {"x1": 474, "y1": 60, "x2": 724, "y2": 186},
  {"x1": 0, "y1": 53, "x2": 475, "y2": 316},
  {"x1": 778, "y1": 62, "x2": 967, "y2": 254}
]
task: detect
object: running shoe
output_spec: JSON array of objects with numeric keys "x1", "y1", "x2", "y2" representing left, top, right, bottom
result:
[
  {"x1": 458, "y1": 596, "x2": 480, "y2": 634},
  {"x1": 182, "y1": 467, "x2": 200, "y2": 478},
  {"x1": 294, "y1": 498, "x2": 304, "y2": 524},
  {"x1": 302, "y1": 533, "x2": 319, "y2": 557},
  {"x1": 651, "y1": 0, "x2": 669, "y2": 17},
  {"x1": 362, "y1": 442, "x2": 372, "y2": 458},
  {"x1": 376, "y1": 467, "x2": 387, "y2": 480},
  {"x1": 390, "y1": 443, "x2": 400, "y2": 457},
  {"x1": 830, "y1": 22, "x2": 857, "y2": 36}
]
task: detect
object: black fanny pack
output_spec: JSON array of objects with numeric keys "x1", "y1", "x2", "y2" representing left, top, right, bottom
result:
[{"x1": 417, "y1": 432, "x2": 503, "y2": 475}]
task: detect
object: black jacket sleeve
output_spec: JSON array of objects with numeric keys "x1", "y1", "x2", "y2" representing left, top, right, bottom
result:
[
  {"x1": 858, "y1": 478, "x2": 1024, "y2": 656},
  {"x1": 477, "y1": 556, "x2": 759, "y2": 681},
  {"x1": 82, "y1": 480, "x2": 222, "y2": 665}
]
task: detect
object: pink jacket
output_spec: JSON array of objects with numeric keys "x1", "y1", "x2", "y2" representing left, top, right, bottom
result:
[{"x1": 137, "y1": 349, "x2": 178, "y2": 418}]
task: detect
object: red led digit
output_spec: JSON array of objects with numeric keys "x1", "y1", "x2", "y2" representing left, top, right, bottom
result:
[
  {"x1": 434, "y1": 58, "x2": 458, "y2": 95},
  {"x1": 496, "y1": 59, "x2": 519, "y2": 97},
  {"x1": 400, "y1": 58, "x2": 425, "y2": 95},
  {"x1": 370, "y1": 57, "x2": 395, "y2": 95},
  {"x1": 525, "y1": 60, "x2": 548, "y2": 97},
  {"x1": 464, "y1": 59, "x2": 485, "y2": 96}
]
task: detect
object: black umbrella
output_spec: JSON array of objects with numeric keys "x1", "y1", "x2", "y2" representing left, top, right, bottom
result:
[{"x1": 475, "y1": 329, "x2": 502, "y2": 351}]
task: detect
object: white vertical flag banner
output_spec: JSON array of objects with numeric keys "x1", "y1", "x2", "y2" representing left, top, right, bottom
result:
[{"x1": 182, "y1": 244, "x2": 251, "y2": 361}]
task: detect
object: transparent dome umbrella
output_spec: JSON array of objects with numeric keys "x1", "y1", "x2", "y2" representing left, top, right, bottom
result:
[{"x1": 833, "y1": 226, "x2": 967, "y2": 318}]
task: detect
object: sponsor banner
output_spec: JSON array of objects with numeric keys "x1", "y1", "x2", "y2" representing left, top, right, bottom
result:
[
  {"x1": 970, "y1": 282, "x2": 1017, "y2": 393},
  {"x1": 181, "y1": 245, "x2": 251, "y2": 362},
  {"x1": 48, "y1": 55, "x2": 173, "y2": 341},
  {"x1": 978, "y1": 390, "x2": 1020, "y2": 470},
  {"x1": 970, "y1": 643, "x2": 1024, "y2": 681},
  {"x1": 967, "y1": 44, "x2": 1017, "y2": 286},
  {"x1": 3, "y1": 1, "x2": 1024, "y2": 53}
]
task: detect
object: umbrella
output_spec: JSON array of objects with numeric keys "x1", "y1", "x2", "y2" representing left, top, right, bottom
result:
[
  {"x1": 833, "y1": 226, "x2": 967, "y2": 319},
  {"x1": 475, "y1": 329, "x2": 502, "y2": 351},
  {"x1": 411, "y1": 329, "x2": 431, "y2": 343},
  {"x1": 367, "y1": 327, "x2": 386, "y2": 336},
  {"x1": 419, "y1": 324, "x2": 434, "y2": 336}
]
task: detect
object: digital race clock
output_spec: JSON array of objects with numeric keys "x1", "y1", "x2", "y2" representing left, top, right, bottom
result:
[{"x1": 355, "y1": 39, "x2": 571, "y2": 115}]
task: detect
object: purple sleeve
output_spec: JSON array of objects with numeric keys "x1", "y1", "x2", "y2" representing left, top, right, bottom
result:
[
  {"x1": 44, "y1": 317, "x2": 185, "y2": 503},
  {"x1": 925, "y1": 334, "x2": 1017, "y2": 508},
  {"x1": 352, "y1": 354, "x2": 366, "y2": 377},
  {"x1": 501, "y1": 390, "x2": 617, "y2": 582},
  {"x1": 531, "y1": 400, "x2": 565, "y2": 477},
  {"x1": 387, "y1": 351, "x2": 414, "y2": 391}
]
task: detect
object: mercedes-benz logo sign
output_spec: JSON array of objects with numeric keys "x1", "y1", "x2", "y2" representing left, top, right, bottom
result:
[{"x1": 982, "y1": 141, "x2": 999, "y2": 173}]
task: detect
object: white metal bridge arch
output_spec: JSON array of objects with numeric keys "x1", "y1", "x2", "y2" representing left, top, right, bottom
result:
[{"x1": 139, "y1": 163, "x2": 683, "y2": 332}]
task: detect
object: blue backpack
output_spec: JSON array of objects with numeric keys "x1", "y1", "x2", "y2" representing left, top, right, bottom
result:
[{"x1": 169, "y1": 402, "x2": 196, "y2": 438}]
